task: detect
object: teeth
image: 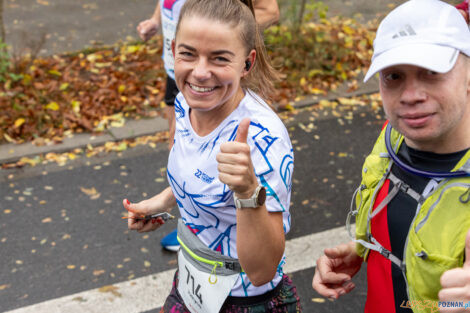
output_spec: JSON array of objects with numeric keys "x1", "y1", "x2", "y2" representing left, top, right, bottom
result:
[{"x1": 189, "y1": 84, "x2": 215, "y2": 92}]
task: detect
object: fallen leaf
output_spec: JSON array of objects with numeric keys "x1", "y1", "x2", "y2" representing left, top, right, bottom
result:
[
  {"x1": 14, "y1": 118, "x2": 25, "y2": 128},
  {"x1": 80, "y1": 187, "x2": 101, "y2": 200},
  {"x1": 45, "y1": 102, "x2": 60, "y2": 111},
  {"x1": 72, "y1": 296, "x2": 86, "y2": 302},
  {"x1": 0, "y1": 284, "x2": 11, "y2": 290},
  {"x1": 93, "y1": 269, "x2": 105, "y2": 276},
  {"x1": 98, "y1": 285, "x2": 122, "y2": 297}
]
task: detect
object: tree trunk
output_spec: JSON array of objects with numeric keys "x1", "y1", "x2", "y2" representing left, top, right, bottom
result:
[
  {"x1": 297, "y1": 0, "x2": 307, "y2": 27},
  {"x1": 0, "y1": 0, "x2": 5, "y2": 42}
]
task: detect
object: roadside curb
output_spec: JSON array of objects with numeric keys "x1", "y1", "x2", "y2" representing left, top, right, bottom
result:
[
  {"x1": 0, "y1": 77, "x2": 379, "y2": 165},
  {"x1": 0, "y1": 116, "x2": 169, "y2": 165}
]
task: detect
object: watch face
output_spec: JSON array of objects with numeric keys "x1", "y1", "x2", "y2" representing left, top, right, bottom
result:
[{"x1": 257, "y1": 187, "x2": 267, "y2": 206}]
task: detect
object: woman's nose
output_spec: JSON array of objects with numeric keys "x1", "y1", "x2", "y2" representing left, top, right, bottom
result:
[{"x1": 192, "y1": 58, "x2": 211, "y2": 81}]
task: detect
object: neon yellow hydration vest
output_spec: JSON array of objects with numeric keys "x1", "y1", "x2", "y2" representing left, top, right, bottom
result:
[{"x1": 350, "y1": 126, "x2": 470, "y2": 312}]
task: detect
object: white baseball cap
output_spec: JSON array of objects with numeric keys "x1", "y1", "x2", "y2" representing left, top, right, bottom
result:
[{"x1": 364, "y1": 0, "x2": 470, "y2": 82}]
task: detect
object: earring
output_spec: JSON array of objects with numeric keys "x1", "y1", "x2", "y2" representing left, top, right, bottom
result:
[{"x1": 245, "y1": 60, "x2": 251, "y2": 71}]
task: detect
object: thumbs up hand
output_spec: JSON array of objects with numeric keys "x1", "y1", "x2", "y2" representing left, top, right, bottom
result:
[
  {"x1": 216, "y1": 118, "x2": 258, "y2": 199},
  {"x1": 438, "y1": 229, "x2": 470, "y2": 312}
]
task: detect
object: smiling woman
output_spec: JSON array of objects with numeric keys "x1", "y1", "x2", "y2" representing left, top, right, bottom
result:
[
  {"x1": 172, "y1": 16, "x2": 251, "y2": 135},
  {"x1": 124, "y1": 0, "x2": 300, "y2": 312},
  {"x1": 171, "y1": 0, "x2": 280, "y2": 137}
]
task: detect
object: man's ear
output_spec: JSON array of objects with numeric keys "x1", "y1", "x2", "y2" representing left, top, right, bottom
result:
[
  {"x1": 242, "y1": 49, "x2": 256, "y2": 77},
  {"x1": 171, "y1": 39, "x2": 176, "y2": 58}
]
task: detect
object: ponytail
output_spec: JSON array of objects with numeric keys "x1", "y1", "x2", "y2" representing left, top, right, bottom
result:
[{"x1": 238, "y1": 0, "x2": 281, "y2": 101}]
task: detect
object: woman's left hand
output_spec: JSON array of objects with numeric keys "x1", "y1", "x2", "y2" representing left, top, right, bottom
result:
[{"x1": 216, "y1": 118, "x2": 258, "y2": 199}]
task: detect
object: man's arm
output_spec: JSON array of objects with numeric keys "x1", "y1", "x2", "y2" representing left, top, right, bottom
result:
[
  {"x1": 253, "y1": 0, "x2": 280, "y2": 29},
  {"x1": 137, "y1": 1, "x2": 162, "y2": 41}
]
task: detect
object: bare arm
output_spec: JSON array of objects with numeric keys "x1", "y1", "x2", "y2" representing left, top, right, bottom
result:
[
  {"x1": 217, "y1": 118, "x2": 285, "y2": 286},
  {"x1": 236, "y1": 207, "x2": 285, "y2": 286},
  {"x1": 253, "y1": 0, "x2": 280, "y2": 29},
  {"x1": 124, "y1": 186, "x2": 177, "y2": 232},
  {"x1": 137, "y1": 1, "x2": 162, "y2": 41}
]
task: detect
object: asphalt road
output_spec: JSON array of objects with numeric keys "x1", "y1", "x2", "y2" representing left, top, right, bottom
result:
[{"x1": 0, "y1": 103, "x2": 386, "y2": 312}]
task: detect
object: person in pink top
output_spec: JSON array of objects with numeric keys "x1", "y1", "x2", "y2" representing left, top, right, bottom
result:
[{"x1": 457, "y1": 0, "x2": 469, "y2": 21}]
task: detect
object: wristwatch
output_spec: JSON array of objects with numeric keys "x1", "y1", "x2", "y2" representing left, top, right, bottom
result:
[{"x1": 233, "y1": 185, "x2": 267, "y2": 209}]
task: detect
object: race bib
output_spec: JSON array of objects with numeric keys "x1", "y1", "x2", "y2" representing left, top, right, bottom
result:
[{"x1": 177, "y1": 250, "x2": 239, "y2": 313}]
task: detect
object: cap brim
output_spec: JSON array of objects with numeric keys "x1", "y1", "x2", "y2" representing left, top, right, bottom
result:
[{"x1": 363, "y1": 44, "x2": 459, "y2": 82}]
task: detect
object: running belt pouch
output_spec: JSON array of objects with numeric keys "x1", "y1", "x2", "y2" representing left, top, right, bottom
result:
[{"x1": 177, "y1": 219, "x2": 242, "y2": 275}]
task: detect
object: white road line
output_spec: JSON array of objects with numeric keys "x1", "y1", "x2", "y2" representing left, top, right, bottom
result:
[{"x1": 6, "y1": 225, "x2": 353, "y2": 313}]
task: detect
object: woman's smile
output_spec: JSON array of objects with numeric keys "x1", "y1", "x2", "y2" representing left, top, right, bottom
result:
[{"x1": 187, "y1": 82, "x2": 217, "y2": 93}]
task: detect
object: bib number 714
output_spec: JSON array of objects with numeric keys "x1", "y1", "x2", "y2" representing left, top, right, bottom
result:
[{"x1": 184, "y1": 265, "x2": 203, "y2": 305}]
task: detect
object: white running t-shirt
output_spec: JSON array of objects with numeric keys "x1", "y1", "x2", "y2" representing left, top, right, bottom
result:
[{"x1": 167, "y1": 90, "x2": 294, "y2": 297}]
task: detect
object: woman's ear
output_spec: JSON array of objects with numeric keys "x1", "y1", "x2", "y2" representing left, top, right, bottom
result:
[{"x1": 242, "y1": 49, "x2": 256, "y2": 77}]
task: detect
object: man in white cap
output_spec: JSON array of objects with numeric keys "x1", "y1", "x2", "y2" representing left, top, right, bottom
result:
[{"x1": 312, "y1": 0, "x2": 470, "y2": 312}]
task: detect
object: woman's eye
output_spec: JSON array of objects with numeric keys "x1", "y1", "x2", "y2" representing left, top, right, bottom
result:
[
  {"x1": 426, "y1": 70, "x2": 438, "y2": 76},
  {"x1": 214, "y1": 56, "x2": 229, "y2": 62}
]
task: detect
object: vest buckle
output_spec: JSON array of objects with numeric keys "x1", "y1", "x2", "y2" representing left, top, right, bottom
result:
[
  {"x1": 380, "y1": 247, "x2": 391, "y2": 258},
  {"x1": 397, "y1": 181, "x2": 410, "y2": 193}
]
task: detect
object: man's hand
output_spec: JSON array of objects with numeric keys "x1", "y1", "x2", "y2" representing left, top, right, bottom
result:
[
  {"x1": 217, "y1": 118, "x2": 258, "y2": 199},
  {"x1": 137, "y1": 17, "x2": 160, "y2": 42},
  {"x1": 312, "y1": 241, "x2": 363, "y2": 299},
  {"x1": 438, "y1": 229, "x2": 470, "y2": 312}
]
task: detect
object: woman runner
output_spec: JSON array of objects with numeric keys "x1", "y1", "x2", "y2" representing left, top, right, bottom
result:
[{"x1": 124, "y1": 0, "x2": 301, "y2": 312}]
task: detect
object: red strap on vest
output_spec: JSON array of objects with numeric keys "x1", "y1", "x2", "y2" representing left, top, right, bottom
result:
[{"x1": 365, "y1": 179, "x2": 397, "y2": 313}]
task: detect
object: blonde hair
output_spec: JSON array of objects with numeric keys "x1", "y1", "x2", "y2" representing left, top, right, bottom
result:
[{"x1": 175, "y1": 0, "x2": 281, "y2": 101}]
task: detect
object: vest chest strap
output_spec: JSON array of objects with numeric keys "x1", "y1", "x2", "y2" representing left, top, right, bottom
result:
[
  {"x1": 388, "y1": 172, "x2": 424, "y2": 204},
  {"x1": 355, "y1": 237, "x2": 405, "y2": 272}
]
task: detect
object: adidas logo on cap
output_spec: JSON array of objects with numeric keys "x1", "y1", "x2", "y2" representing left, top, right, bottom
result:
[{"x1": 392, "y1": 24, "x2": 416, "y2": 39}]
